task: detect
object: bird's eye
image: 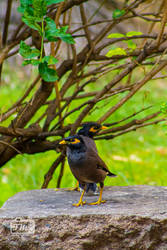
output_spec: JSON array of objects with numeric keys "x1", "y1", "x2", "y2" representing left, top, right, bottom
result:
[
  {"x1": 70, "y1": 138, "x2": 80, "y2": 144},
  {"x1": 89, "y1": 126, "x2": 98, "y2": 132}
]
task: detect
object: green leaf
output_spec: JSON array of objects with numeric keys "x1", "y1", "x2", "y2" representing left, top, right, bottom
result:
[
  {"x1": 45, "y1": 18, "x2": 75, "y2": 44},
  {"x1": 18, "y1": 0, "x2": 32, "y2": 13},
  {"x1": 38, "y1": 62, "x2": 59, "y2": 82},
  {"x1": 46, "y1": 0, "x2": 64, "y2": 5},
  {"x1": 106, "y1": 47, "x2": 127, "y2": 57},
  {"x1": 132, "y1": 56, "x2": 137, "y2": 61},
  {"x1": 124, "y1": 40, "x2": 136, "y2": 51},
  {"x1": 32, "y1": 0, "x2": 47, "y2": 18},
  {"x1": 19, "y1": 41, "x2": 40, "y2": 59},
  {"x1": 58, "y1": 31, "x2": 75, "y2": 44},
  {"x1": 126, "y1": 31, "x2": 143, "y2": 37},
  {"x1": 22, "y1": 59, "x2": 40, "y2": 66},
  {"x1": 160, "y1": 102, "x2": 167, "y2": 114},
  {"x1": 22, "y1": 14, "x2": 42, "y2": 32},
  {"x1": 17, "y1": 6, "x2": 25, "y2": 13},
  {"x1": 20, "y1": 0, "x2": 32, "y2": 6},
  {"x1": 45, "y1": 17, "x2": 58, "y2": 40},
  {"x1": 112, "y1": 9, "x2": 125, "y2": 19},
  {"x1": 19, "y1": 0, "x2": 45, "y2": 29},
  {"x1": 42, "y1": 55, "x2": 58, "y2": 65},
  {"x1": 107, "y1": 33, "x2": 125, "y2": 39}
]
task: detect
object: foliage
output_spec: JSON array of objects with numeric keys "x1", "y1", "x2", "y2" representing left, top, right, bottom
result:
[
  {"x1": 160, "y1": 102, "x2": 167, "y2": 114},
  {"x1": 18, "y1": 0, "x2": 74, "y2": 82},
  {"x1": 107, "y1": 31, "x2": 143, "y2": 56},
  {"x1": 106, "y1": 47, "x2": 127, "y2": 57},
  {"x1": 112, "y1": 9, "x2": 125, "y2": 19}
]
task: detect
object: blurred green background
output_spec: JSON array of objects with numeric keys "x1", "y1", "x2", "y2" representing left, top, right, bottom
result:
[{"x1": 0, "y1": 63, "x2": 167, "y2": 207}]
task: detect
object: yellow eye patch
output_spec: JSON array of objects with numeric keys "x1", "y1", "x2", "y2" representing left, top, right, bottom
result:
[
  {"x1": 89, "y1": 127, "x2": 97, "y2": 133},
  {"x1": 59, "y1": 140, "x2": 66, "y2": 145},
  {"x1": 89, "y1": 125, "x2": 108, "y2": 133},
  {"x1": 71, "y1": 138, "x2": 81, "y2": 144}
]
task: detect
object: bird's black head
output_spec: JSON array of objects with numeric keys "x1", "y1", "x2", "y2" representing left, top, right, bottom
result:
[
  {"x1": 78, "y1": 122, "x2": 107, "y2": 138},
  {"x1": 59, "y1": 135, "x2": 85, "y2": 149}
]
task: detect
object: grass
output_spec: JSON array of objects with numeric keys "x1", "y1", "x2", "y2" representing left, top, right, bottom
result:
[{"x1": 0, "y1": 63, "x2": 167, "y2": 206}]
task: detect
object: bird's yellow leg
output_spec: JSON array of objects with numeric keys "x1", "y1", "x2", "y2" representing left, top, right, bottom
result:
[
  {"x1": 54, "y1": 181, "x2": 80, "y2": 192},
  {"x1": 67, "y1": 181, "x2": 80, "y2": 191},
  {"x1": 73, "y1": 190, "x2": 86, "y2": 207},
  {"x1": 88, "y1": 187, "x2": 106, "y2": 205}
]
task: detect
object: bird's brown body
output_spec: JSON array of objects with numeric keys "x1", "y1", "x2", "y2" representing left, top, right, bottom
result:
[
  {"x1": 60, "y1": 134, "x2": 116, "y2": 206},
  {"x1": 67, "y1": 135, "x2": 108, "y2": 184},
  {"x1": 77, "y1": 123, "x2": 106, "y2": 193}
]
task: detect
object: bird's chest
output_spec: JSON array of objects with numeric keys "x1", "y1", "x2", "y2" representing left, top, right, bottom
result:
[{"x1": 67, "y1": 149, "x2": 86, "y2": 167}]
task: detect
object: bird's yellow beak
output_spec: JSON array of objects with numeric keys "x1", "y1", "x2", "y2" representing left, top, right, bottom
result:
[
  {"x1": 101, "y1": 125, "x2": 108, "y2": 130},
  {"x1": 59, "y1": 140, "x2": 66, "y2": 145}
]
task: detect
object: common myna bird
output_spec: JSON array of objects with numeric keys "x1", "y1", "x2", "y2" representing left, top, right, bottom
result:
[
  {"x1": 78, "y1": 122, "x2": 107, "y2": 140},
  {"x1": 77, "y1": 122, "x2": 108, "y2": 193},
  {"x1": 59, "y1": 135, "x2": 116, "y2": 206}
]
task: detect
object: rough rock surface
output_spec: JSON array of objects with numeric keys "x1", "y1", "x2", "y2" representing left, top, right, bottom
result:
[{"x1": 0, "y1": 185, "x2": 167, "y2": 249}]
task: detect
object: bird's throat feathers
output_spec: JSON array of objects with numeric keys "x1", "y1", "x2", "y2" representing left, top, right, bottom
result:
[{"x1": 67, "y1": 147, "x2": 86, "y2": 166}]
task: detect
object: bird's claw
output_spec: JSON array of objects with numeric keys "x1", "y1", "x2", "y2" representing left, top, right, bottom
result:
[
  {"x1": 54, "y1": 187, "x2": 80, "y2": 192},
  {"x1": 88, "y1": 200, "x2": 106, "y2": 205},
  {"x1": 67, "y1": 187, "x2": 80, "y2": 192},
  {"x1": 73, "y1": 201, "x2": 86, "y2": 207}
]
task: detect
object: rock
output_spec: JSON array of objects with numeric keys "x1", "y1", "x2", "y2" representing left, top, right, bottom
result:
[{"x1": 0, "y1": 186, "x2": 167, "y2": 249}]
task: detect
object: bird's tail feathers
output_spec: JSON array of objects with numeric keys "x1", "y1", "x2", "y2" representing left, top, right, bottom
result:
[
  {"x1": 107, "y1": 171, "x2": 116, "y2": 177},
  {"x1": 97, "y1": 164, "x2": 116, "y2": 177}
]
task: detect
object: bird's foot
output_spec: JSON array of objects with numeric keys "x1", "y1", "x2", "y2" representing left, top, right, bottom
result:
[
  {"x1": 88, "y1": 200, "x2": 106, "y2": 205},
  {"x1": 73, "y1": 201, "x2": 86, "y2": 207},
  {"x1": 67, "y1": 186, "x2": 80, "y2": 192},
  {"x1": 54, "y1": 187, "x2": 80, "y2": 192},
  {"x1": 67, "y1": 181, "x2": 80, "y2": 192}
]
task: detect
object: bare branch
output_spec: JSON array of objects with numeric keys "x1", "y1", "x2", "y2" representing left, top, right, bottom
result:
[
  {"x1": 97, "y1": 117, "x2": 166, "y2": 140},
  {"x1": 41, "y1": 151, "x2": 66, "y2": 189}
]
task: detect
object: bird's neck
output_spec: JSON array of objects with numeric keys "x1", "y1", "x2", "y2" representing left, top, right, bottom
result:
[
  {"x1": 80, "y1": 132, "x2": 94, "y2": 138},
  {"x1": 68, "y1": 143, "x2": 86, "y2": 152}
]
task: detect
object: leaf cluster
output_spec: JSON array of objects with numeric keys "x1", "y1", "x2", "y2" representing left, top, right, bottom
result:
[
  {"x1": 160, "y1": 102, "x2": 167, "y2": 114},
  {"x1": 106, "y1": 31, "x2": 143, "y2": 58},
  {"x1": 18, "y1": 0, "x2": 75, "y2": 82}
]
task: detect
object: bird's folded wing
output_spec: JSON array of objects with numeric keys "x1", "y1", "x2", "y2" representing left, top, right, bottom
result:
[
  {"x1": 80, "y1": 135, "x2": 98, "y2": 153},
  {"x1": 89, "y1": 148, "x2": 116, "y2": 177}
]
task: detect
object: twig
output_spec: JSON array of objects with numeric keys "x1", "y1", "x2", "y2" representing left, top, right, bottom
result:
[
  {"x1": 98, "y1": 53, "x2": 167, "y2": 123},
  {"x1": 156, "y1": 0, "x2": 167, "y2": 47},
  {"x1": 41, "y1": 151, "x2": 66, "y2": 188},
  {"x1": 80, "y1": 3, "x2": 93, "y2": 47},
  {"x1": 103, "y1": 105, "x2": 153, "y2": 127},
  {"x1": 51, "y1": 76, "x2": 98, "y2": 130},
  {"x1": 56, "y1": 157, "x2": 65, "y2": 188},
  {"x1": 70, "y1": 41, "x2": 157, "y2": 134},
  {"x1": 0, "y1": 0, "x2": 13, "y2": 82},
  {"x1": 96, "y1": 118, "x2": 167, "y2": 140},
  {"x1": 99, "y1": 111, "x2": 161, "y2": 135},
  {"x1": 0, "y1": 140, "x2": 22, "y2": 154}
]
